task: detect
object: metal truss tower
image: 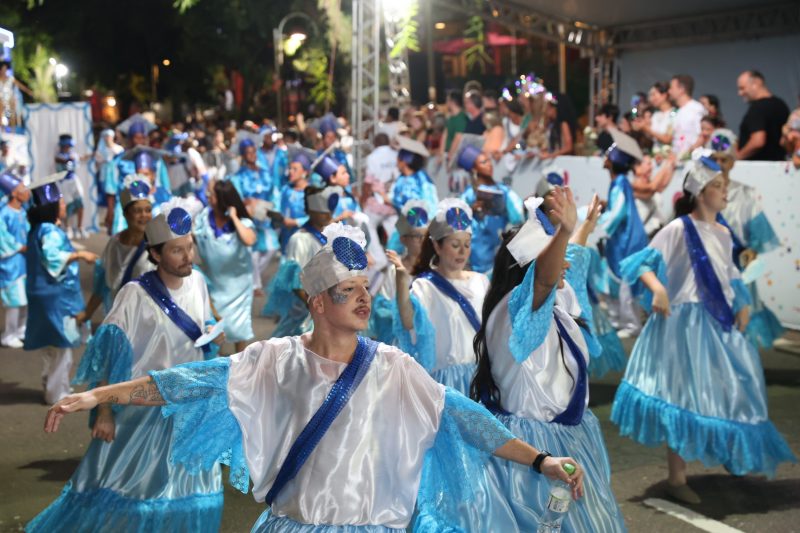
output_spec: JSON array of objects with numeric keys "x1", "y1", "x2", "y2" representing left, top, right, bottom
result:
[{"x1": 350, "y1": 0, "x2": 381, "y2": 188}]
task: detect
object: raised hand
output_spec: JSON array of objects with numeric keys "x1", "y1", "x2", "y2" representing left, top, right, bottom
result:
[
  {"x1": 386, "y1": 249, "x2": 407, "y2": 275},
  {"x1": 548, "y1": 186, "x2": 578, "y2": 234}
]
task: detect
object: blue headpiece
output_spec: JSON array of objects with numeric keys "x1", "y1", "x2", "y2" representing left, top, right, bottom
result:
[
  {"x1": 318, "y1": 116, "x2": 339, "y2": 136},
  {"x1": 0, "y1": 172, "x2": 21, "y2": 196},
  {"x1": 31, "y1": 172, "x2": 65, "y2": 207},
  {"x1": 313, "y1": 155, "x2": 341, "y2": 183},
  {"x1": 293, "y1": 152, "x2": 312, "y2": 171},
  {"x1": 58, "y1": 134, "x2": 74, "y2": 148},
  {"x1": 457, "y1": 144, "x2": 482, "y2": 172},
  {"x1": 398, "y1": 149, "x2": 417, "y2": 166},
  {"x1": 134, "y1": 151, "x2": 155, "y2": 171},
  {"x1": 239, "y1": 138, "x2": 256, "y2": 156},
  {"x1": 128, "y1": 121, "x2": 148, "y2": 137}
]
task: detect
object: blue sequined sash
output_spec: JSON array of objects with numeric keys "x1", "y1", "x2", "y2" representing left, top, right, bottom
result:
[
  {"x1": 135, "y1": 271, "x2": 210, "y2": 354},
  {"x1": 119, "y1": 240, "x2": 147, "y2": 290},
  {"x1": 681, "y1": 216, "x2": 735, "y2": 331},
  {"x1": 265, "y1": 336, "x2": 379, "y2": 505},
  {"x1": 301, "y1": 222, "x2": 327, "y2": 245},
  {"x1": 419, "y1": 270, "x2": 481, "y2": 332},
  {"x1": 715, "y1": 213, "x2": 746, "y2": 270},
  {"x1": 551, "y1": 317, "x2": 588, "y2": 426}
]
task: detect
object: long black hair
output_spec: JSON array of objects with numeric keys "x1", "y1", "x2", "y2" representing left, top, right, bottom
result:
[
  {"x1": 28, "y1": 203, "x2": 60, "y2": 225},
  {"x1": 213, "y1": 180, "x2": 250, "y2": 220},
  {"x1": 470, "y1": 228, "x2": 580, "y2": 411},
  {"x1": 674, "y1": 189, "x2": 696, "y2": 218}
]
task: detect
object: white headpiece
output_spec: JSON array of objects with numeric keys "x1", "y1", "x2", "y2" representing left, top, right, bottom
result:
[
  {"x1": 428, "y1": 198, "x2": 473, "y2": 241},
  {"x1": 536, "y1": 165, "x2": 568, "y2": 198},
  {"x1": 683, "y1": 155, "x2": 723, "y2": 197},
  {"x1": 145, "y1": 197, "x2": 203, "y2": 246},
  {"x1": 300, "y1": 223, "x2": 369, "y2": 297},
  {"x1": 307, "y1": 185, "x2": 344, "y2": 214},
  {"x1": 395, "y1": 200, "x2": 430, "y2": 236},
  {"x1": 119, "y1": 174, "x2": 152, "y2": 209},
  {"x1": 506, "y1": 197, "x2": 553, "y2": 267}
]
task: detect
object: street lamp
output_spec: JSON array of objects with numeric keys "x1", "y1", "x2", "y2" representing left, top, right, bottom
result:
[
  {"x1": 54, "y1": 62, "x2": 69, "y2": 97},
  {"x1": 273, "y1": 12, "x2": 318, "y2": 127}
]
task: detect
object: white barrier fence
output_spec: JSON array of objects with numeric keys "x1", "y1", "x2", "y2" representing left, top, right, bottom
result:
[{"x1": 428, "y1": 155, "x2": 800, "y2": 329}]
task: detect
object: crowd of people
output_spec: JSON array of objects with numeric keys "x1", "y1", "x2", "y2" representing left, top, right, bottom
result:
[{"x1": 0, "y1": 66, "x2": 797, "y2": 533}]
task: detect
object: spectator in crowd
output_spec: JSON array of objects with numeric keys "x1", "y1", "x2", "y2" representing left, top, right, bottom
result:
[
  {"x1": 782, "y1": 95, "x2": 800, "y2": 168},
  {"x1": 595, "y1": 103, "x2": 620, "y2": 152},
  {"x1": 736, "y1": 70, "x2": 790, "y2": 161},
  {"x1": 688, "y1": 115, "x2": 723, "y2": 155},
  {"x1": 444, "y1": 90, "x2": 467, "y2": 152},
  {"x1": 378, "y1": 107, "x2": 402, "y2": 138},
  {"x1": 463, "y1": 90, "x2": 486, "y2": 135},
  {"x1": 699, "y1": 94, "x2": 724, "y2": 126},
  {"x1": 668, "y1": 74, "x2": 706, "y2": 158},
  {"x1": 366, "y1": 133, "x2": 399, "y2": 186},
  {"x1": 639, "y1": 81, "x2": 674, "y2": 156},
  {"x1": 482, "y1": 89, "x2": 499, "y2": 113},
  {"x1": 542, "y1": 92, "x2": 576, "y2": 159},
  {"x1": 482, "y1": 111, "x2": 505, "y2": 156}
]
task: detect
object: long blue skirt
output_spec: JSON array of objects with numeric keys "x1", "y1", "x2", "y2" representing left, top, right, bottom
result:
[
  {"x1": 251, "y1": 510, "x2": 402, "y2": 532},
  {"x1": 26, "y1": 406, "x2": 223, "y2": 533},
  {"x1": 611, "y1": 302, "x2": 796, "y2": 477}
]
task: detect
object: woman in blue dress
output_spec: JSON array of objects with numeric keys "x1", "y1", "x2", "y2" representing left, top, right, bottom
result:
[
  {"x1": 471, "y1": 189, "x2": 627, "y2": 532},
  {"x1": 611, "y1": 158, "x2": 796, "y2": 504},
  {"x1": 456, "y1": 144, "x2": 524, "y2": 274},
  {"x1": 277, "y1": 150, "x2": 312, "y2": 253},
  {"x1": 194, "y1": 179, "x2": 257, "y2": 353},
  {"x1": 0, "y1": 171, "x2": 30, "y2": 348},
  {"x1": 24, "y1": 174, "x2": 97, "y2": 404}
]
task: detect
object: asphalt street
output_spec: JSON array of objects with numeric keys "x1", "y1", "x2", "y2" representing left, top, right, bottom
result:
[{"x1": 0, "y1": 232, "x2": 797, "y2": 532}]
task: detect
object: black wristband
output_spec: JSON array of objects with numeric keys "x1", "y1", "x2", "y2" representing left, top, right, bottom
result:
[{"x1": 532, "y1": 451, "x2": 552, "y2": 473}]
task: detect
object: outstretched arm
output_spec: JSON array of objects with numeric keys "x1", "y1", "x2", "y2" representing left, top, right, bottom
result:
[
  {"x1": 45, "y1": 376, "x2": 164, "y2": 433},
  {"x1": 387, "y1": 250, "x2": 414, "y2": 330},
  {"x1": 532, "y1": 187, "x2": 577, "y2": 310}
]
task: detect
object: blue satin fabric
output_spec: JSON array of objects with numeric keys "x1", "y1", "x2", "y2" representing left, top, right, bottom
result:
[
  {"x1": 391, "y1": 171, "x2": 439, "y2": 213},
  {"x1": 619, "y1": 247, "x2": 667, "y2": 313},
  {"x1": 278, "y1": 186, "x2": 309, "y2": 252},
  {"x1": 391, "y1": 293, "x2": 436, "y2": 372},
  {"x1": 588, "y1": 301, "x2": 627, "y2": 378},
  {"x1": 26, "y1": 406, "x2": 223, "y2": 533},
  {"x1": 194, "y1": 210, "x2": 255, "y2": 342},
  {"x1": 229, "y1": 165, "x2": 279, "y2": 252},
  {"x1": 487, "y1": 411, "x2": 627, "y2": 533},
  {"x1": 0, "y1": 203, "x2": 29, "y2": 300},
  {"x1": 24, "y1": 223, "x2": 84, "y2": 350},
  {"x1": 430, "y1": 363, "x2": 476, "y2": 397},
  {"x1": 746, "y1": 282, "x2": 785, "y2": 349},
  {"x1": 605, "y1": 174, "x2": 648, "y2": 278},
  {"x1": 681, "y1": 216, "x2": 735, "y2": 331},
  {"x1": 367, "y1": 293, "x2": 395, "y2": 344},
  {"x1": 258, "y1": 147, "x2": 289, "y2": 188},
  {"x1": 251, "y1": 511, "x2": 402, "y2": 533},
  {"x1": 745, "y1": 211, "x2": 781, "y2": 254},
  {"x1": 266, "y1": 337, "x2": 379, "y2": 505},
  {"x1": 611, "y1": 302, "x2": 796, "y2": 477}
]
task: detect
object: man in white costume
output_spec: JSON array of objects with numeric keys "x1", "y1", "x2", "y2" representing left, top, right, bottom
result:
[{"x1": 44, "y1": 222, "x2": 585, "y2": 532}]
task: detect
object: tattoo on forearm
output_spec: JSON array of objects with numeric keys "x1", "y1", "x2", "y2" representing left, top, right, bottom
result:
[
  {"x1": 101, "y1": 396, "x2": 119, "y2": 405},
  {"x1": 128, "y1": 380, "x2": 164, "y2": 405}
]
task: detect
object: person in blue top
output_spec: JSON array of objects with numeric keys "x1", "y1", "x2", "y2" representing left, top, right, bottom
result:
[
  {"x1": 456, "y1": 144, "x2": 523, "y2": 274},
  {"x1": 277, "y1": 149, "x2": 313, "y2": 253},
  {"x1": 194, "y1": 179, "x2": 257, "y2": 353},
  {"x1": 24, "y1": 172, "x2": 98, "y2": 404},
  {"x1": 54, "y1": 134, "x2": 87, "y2": 239},
  {"x1": 598, "y1": 131, "x2": 649, "y2": 337},
  {"x1": 103, "y1": 120, "x2": 170, "y2": 234},
  {"x1": 389, "y1": 135, "x2": 439, "y2": 214},
  {"x1": 0, "y1": 171, "x2": 30, "y2": 348},
  {"x1": 312, "y1": 154, "x2": 362, "y2": 223},
  {"x1": 317, "y1": 114, "x2": 354, "y2": 184},
  {"x1": 258, "y1": 125, "x2": 289, "y2": 188},
  {"x1": 230, "y1": 138, "x2": 280, "y2": 294}
]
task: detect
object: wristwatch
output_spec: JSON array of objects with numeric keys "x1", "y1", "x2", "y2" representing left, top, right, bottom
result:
[{"x1": 532, "y1": 451, "x2": 552, "y2": 473}]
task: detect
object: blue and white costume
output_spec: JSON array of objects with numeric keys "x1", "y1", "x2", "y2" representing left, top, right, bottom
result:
[
  {"x1": 194, "y1": 207, "x2": 255, "y2": 343},
  {"x1": 480, "y1": 198, "x2": 626, "y2": 532},
  {"x1": 392, "y1": 199, "x2": 482, "y2": 395},
  {"x1": 24, "y1": 176, "x2": 86, "y2": 404},
  {"x1": 27, "y1": 266, "x2": 222, "y2": 533},
  {"x1": 390, "y1": 170, "x2": 439, "y2": 215},
  {"x1": 460, "y1": 183, "x2": 524, "y2": 273},
  {"x1": 134, "y1": 223, "x2": 522, "y2": 532},
  {"x1": 278, "y1": 185, "x2": 308, "y2": 252},
  {"x1": 611, "y1": 214, "x2": 796, "y2": 476},
  {"x1": 55, "y1": 136, "x2": 84, "y2": 219},
  {"x1": 585, "y1": 247, "x2": 627, "y2": 378},
  {"x1": 258, "y1": 142, "x2": 289, "y2": 189},
  {"x1": 0, "y1": 172, "x2": 28, "y2": 347}
]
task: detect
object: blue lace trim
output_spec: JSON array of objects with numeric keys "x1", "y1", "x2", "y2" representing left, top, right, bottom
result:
[
  {"x1": 149, "y1": 358, "x2": 250, "y2": 493},
  {"x1": 731, "y1": 279, "x2": 752, "y2": 314},
  {"x1": 588, "y1": 331, "x2": 627, "y2": 379},
  {"x1": 508, "y1": 260, "x2": 557, "y2": 363},
  {"x1": 565, "y1": 244, "x2": 594, "y2": 325},
  {"x1": 392, "y1": 293, "x2": 437, "y2": 372},
  {"x1": 367, "y1": 293, "x2": 395, "y2": 344},
  {"x1": 611, "y1": 381, "x2": 796, "y2": 478},
  {"x1": 72, "y1": 324, "x2": 133, "y2": 389},
  {"x1": 746, "y1": 307, "x2": 785, "y2": 349},
  {"x1": 745, "y1": 212, "x2": 781, "y2": 255},
  {"x1": 26, "y1": 481, "x2": 223, "y2": 533},
  {"x1": 619, "y1": 247, "x2": 667, "y2": 313},
  {"x1": 262, "y1": 259, "x2": 303, "y2": 317},
  {"x1": 414, "y1": 388, "x2": 514, "y2": 532}
]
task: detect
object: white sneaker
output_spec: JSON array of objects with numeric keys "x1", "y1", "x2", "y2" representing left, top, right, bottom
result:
[
  {"x1": 66, "y1": 227, "x2": 75, "y2": 239},
  {"x1": 2, "y1": 337, "x2": 23, "y2": 349}
]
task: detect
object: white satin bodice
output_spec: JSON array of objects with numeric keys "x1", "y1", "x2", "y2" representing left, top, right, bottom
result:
[
  {"x1": 105, "y1": 271, "x2": 210, "y2": 378},
  {"x1": 226, "y1": 337, "x2": 445, "y2": 528},
  {"x1": 487, "y1": 282, "x2": 590, "y2": 421}
]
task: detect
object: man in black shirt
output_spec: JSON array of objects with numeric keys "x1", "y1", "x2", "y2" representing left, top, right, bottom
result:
[
  {"x1": 595, "y1": 103, "x2": 620, "y2": 153},
  {"x1": 737, "y1": 70, "x2": 790, "y2": 161},
  {"x1": 463, "y1": 90, "x2": 486, "y2": 135}
]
